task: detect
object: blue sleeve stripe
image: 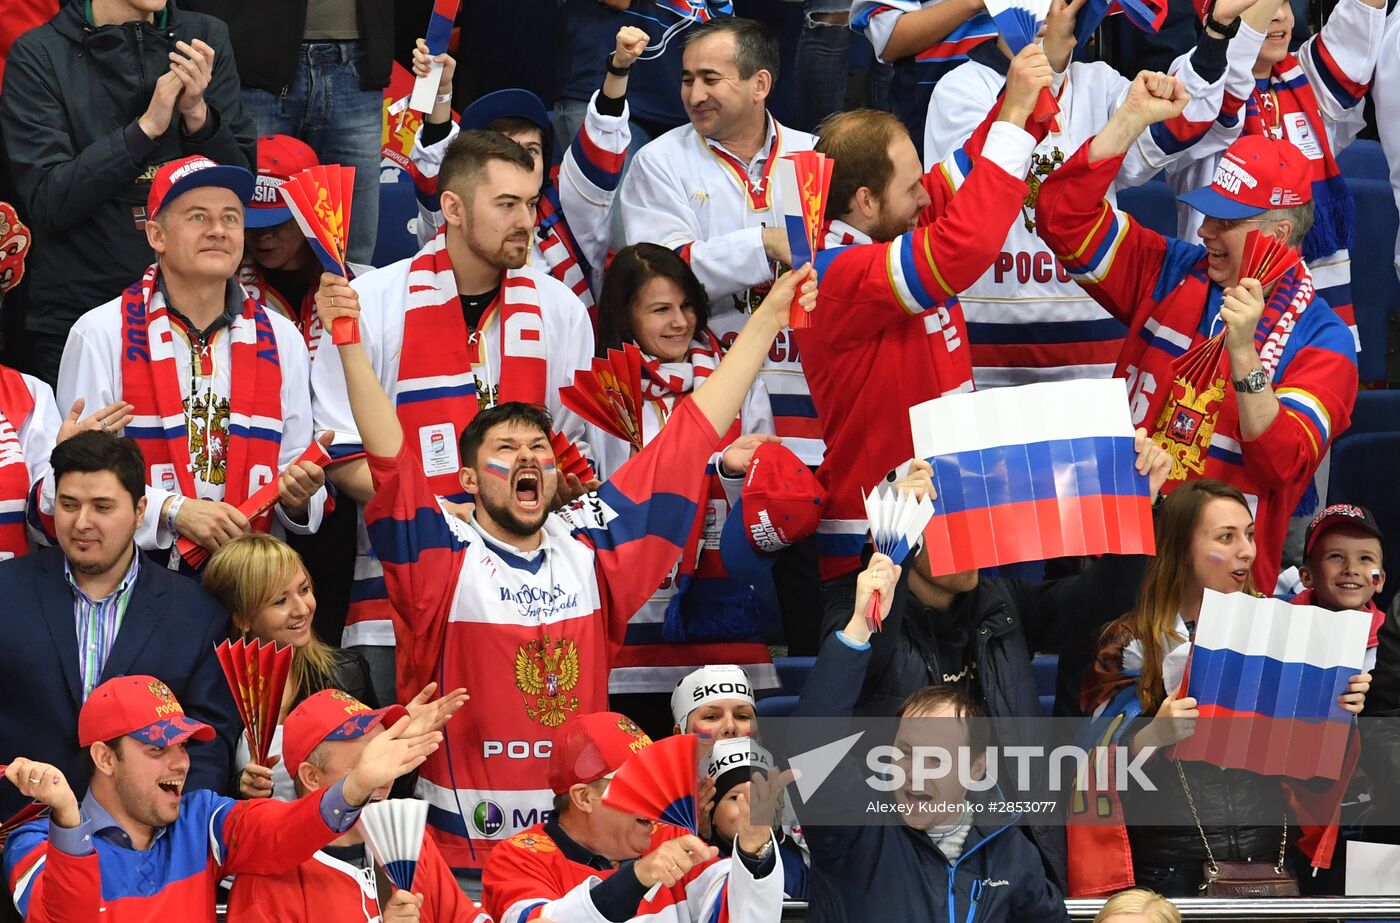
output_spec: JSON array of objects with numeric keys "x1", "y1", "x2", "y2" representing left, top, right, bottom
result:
[
  {"x1": 366, "y1": 507, "x2": 465, "y2": 564},
  {"x1": 577, "y1": 482, "x2": 699, "y2": 551}
]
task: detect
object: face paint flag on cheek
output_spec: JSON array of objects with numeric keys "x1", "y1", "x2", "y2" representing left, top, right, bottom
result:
[{"x1": 483, "y1": 459, "x2": 512, "y2": 481}]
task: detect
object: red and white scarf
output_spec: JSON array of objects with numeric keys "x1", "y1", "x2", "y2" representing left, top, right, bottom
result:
[
  {"x1": 237, "y1": 259, "x2": 324, "y2": 357},
  {"x1": 120, "y1": 264, "x2": 285, "y2": 531},
  {"x1": 396, "y1": 230, "x2": 549, "y2": 499},
  {"x1": 637, "y1": 332, "x2": 742, "y2": 580},
  {"x1": 0, "y1": 364, "x2": 36, "y2": 559}
]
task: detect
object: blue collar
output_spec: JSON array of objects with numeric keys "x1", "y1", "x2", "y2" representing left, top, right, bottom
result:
[{"x1": 81, "y1": 788, "x2": 170, "y2": 850}]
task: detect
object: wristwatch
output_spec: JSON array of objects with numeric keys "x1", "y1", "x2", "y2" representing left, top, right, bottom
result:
[
  {"x1": 739, "y1": 836, "x2": 776, "y2": 863},
  {"x1": 1233, "y1": 368, "x2": 1269, "y2": 393},
  {"x1": 1204, "y1": 0, "x2": 1241, "y2": 37}
]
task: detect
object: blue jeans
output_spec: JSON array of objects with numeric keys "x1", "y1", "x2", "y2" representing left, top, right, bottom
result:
[
  {"x1": 241, "y1": 41, "x2": 382, "y2": 265},
  {"x1": 795, "y1": 0, "x2": 851, "y2": 132}
]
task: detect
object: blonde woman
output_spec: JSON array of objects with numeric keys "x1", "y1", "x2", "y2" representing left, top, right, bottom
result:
[
  {"x1": 1094, "y1": 888, "x2": 1181, "y2": 923},
  {"x1": 202, "y1": 533, "x2": 379, "y2": 800}
]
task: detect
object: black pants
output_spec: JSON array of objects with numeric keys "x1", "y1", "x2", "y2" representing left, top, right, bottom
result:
[{"x1": 772, "y1": 535, "x2": 824, "y2": 656}]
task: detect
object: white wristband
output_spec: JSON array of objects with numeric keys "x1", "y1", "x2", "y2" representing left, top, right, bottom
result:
[
  {"x1": 435, "y1": 91, "x2": 453, "y2": 106},
  {"x1": 165, "y1": 495, "x2": 186, "y2": 535}
]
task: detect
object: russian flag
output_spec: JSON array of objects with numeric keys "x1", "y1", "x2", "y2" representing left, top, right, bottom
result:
[
  {"x1": 1174, "y1": 589, "x2": 1368, "y2": 781},
  {"x1": 424, "y1": 0, "x2": 459, "y2": 53},
  {"x1": 909, "y1": 378, "x2": 1155, "y2": 576}
]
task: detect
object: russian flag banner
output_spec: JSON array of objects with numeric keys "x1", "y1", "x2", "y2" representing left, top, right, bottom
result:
[
  {"x1": 909, "y1": 378, "x2": 1155, "y2": 576},
  {"x1": 1175, "y1": 589, "x2": 1368, "y2": 780}
]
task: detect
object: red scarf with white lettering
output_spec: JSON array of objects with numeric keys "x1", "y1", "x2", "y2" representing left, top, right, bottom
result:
[
  {"x1": 120, "y1": 264, "x2": 284, "y2": 531},
  {"x1": 0, "y1": 364, "x2": 36, "y2": 559},
  {"x1": 237, "y1": 259, "x2": 324, "y2": 357},
  {"x1": 396, "y1": 230, "x2": 548, "y2": 498}
]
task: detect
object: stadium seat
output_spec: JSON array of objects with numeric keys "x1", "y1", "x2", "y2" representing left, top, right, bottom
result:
[
  {"x1": 372, "y1": 165, "x2": 422, "y2": 268},
  {"x1": 756, "y1": 695, "x2": 800, "y2": 719},
  {"x1": 773, "y1": 656, "x2": 817, "y2": 697},
  {"x1": 1032, "y1": 654, "x2": 1059, "y2": 718},
  {"x1": 1117, "y1": 181, "x2": 1179, "y2": 239},
  {"x1": 1326, "y1": 432, "x2": 1400, "y2": 612},
  {"x1": 1345, "y1": 178, "x2": 1400, "y2": 384},
  {"x1": 1341, "y1": 390, "x2": 1400, "y2": 439},
  {"x1": 1338, "y1": 139, "x2": 1389, "y2": 182}
]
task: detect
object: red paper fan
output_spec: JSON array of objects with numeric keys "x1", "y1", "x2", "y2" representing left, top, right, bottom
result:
[
  {"x1": 279, "y1": 165, "x2": 358, "y2": 345},
  {"x1": 560, "y1": 344, "x2": 646, "y2": 452},
  {"x1": 774, "y1": 152, "x2": 835, "y2": 329},
  {"x1": 549, "y1": 431, "x2": 597, "y2": 483},
  {"x1": 0, "y1": 202, "x2": 31, "y2": 296},
  {"x1": 1170, "y1": 331, "x2": 1225, "y2": 393},
  {"x1": 175, "y1": 440, "x2": 336, "y2": 569},
  {"x1": 0, "y1": 801, "x2": 46, "y2": 849},
  {"x1": 1240, "y1": 228, "x2": 1302, "y2": 290},
  {"x1": 215, "y1": 638, "x2": 293, "y2": 766},
  {"x1": 601, "y1": 734, "x2": 700, "y2": 833}
]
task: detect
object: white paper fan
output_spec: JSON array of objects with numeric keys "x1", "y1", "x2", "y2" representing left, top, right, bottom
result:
[
  {"x1": 983, "y1": 0, "x2": 1052, "y2": 50},
  {"x1": 860, "y1": 483, "x2": 936, "y2": 631},
  {"x1": 360, "y1": 798, "x2": 429, "y2": 891},
  {"x1": 863, "y1": 483, "x2": 935, "y2": 565}
]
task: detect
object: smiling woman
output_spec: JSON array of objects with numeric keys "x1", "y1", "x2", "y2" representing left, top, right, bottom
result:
[{"x1": 202, "y1": 533, "x2": 378, "y2": 800}]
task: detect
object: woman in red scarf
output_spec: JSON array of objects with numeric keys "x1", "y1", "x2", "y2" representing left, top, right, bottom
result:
[{"x1": 592, "y1": 243, "x2": 779, "y2": 735}]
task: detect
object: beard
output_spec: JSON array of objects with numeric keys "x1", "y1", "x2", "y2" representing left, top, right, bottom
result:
[
  {"x1": 477, "y1": 490, "x2": 550, "y2": 538},
  {"x1": 467, "y1": 225, "x2": 531, "y2": 272},
  {"x1": 115, "y1": 773, "x2": 181, "y2": 829},
  {"x1": 869, "y1": 206, "x2": 916, "y2": 244}
]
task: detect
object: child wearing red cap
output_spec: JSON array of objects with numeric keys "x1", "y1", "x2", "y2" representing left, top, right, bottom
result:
[
  {"x1": 482, "y1": 712, "x2": 783, "y2": 923},
  {"x1": 1, "y1": 675, "x2": 441, "y2": 922},
  {"x1": 226, "y1": 689, "x2": 485, "y2": 923},
  {"x1": 1035, "y1": 74, "x2": 1358, "y2": 592},
  {"x1": 1292, "y1": 503, "x2": 1386, "y2": 671}
]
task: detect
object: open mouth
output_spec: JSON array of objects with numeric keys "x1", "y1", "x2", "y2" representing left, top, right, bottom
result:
[
  {"x1": 1266, "y1": 29, "x2": 1288, "y2": 40},
  {"x1": 157, "y1": 778, "x2": 184, "y2": 797},
  {"x1": 1230, "y1": 568, "x2": 1249, "y2": 584},
  {"x1": 1336, "y1": 582, "x2": 1363, "y2": 591},
  {"x1": 513, "y1": 470, "x2": 541, "y2": 510}
]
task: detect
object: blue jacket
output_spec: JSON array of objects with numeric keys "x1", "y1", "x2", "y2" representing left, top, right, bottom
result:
[
  {"x1": 0, "y1": 547, "x2": 239, "y2": 821},
  {"x1": 796, "y1": 632, "x2": 1069, "y2": 923}
]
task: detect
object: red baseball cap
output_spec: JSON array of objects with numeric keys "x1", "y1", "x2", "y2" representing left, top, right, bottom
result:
[
  {"x1": 78, "y1": 675, "x2": 215, "y2": 748},
  {"x1": 248, "y1": 135, "x2": 319, "y2": 229},
  {"x1": 282, "y1": 689, "x2": 409, "y2": 776},
  {"x1": 1178, "y1": 136, "x2": 1313, "y2": 220},
  {"x1": 147, "y1": 155, "x2": 255, "y2": 223},
  {"x1": 719, "y1": 442, "x2": 826, "y2": 586},
  {"x1": 1304, "y1": 503, "x2": 1384, "y2": 557},
  {"x1": 547, "y1": 712, "x2": 652, "y2": 794}
]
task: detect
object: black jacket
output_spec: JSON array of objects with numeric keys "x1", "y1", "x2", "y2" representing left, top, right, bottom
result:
[
  {"x1": 0, "y1": 547, "x2": 240, "y2": 821},
  {"x1": 0, "y1": 1, "x2": 255, "y2": 337},
  {"x1": 182, "y1": 0, "x2": 396, "y2": 93},
  {"x1": 819, "y1": 554, "x2": 1150, "y2": 890},
  {"x1": 796, "y1": 633, "x2": 1070, "y2": 923}
]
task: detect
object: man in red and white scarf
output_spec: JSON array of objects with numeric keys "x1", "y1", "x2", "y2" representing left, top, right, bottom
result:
[
  {"x1": 57, "y1": 156, "x2": 328, "y2": 570},
  {"x1": 311, "y1": 129, "x2": 595, "y2": 705}
]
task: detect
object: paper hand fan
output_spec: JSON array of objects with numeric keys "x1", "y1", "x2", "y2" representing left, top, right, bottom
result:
[
  {"x1": 983, "y1": 0, "x2": 1060, "y2": 128},
  {"x1": 861, "y1": 484, "x2": 935, "y2": 631},
  {"x1": 1239, "y1": 228, "x2": 1302, "y2": 291},
  {"x1": 773, "y1": 152, "x2": 834, "y2": 330},
  {"x1": 0, "y1": 801, "x2": 47, "y2": 849},
  {"x1": 550, "y1": 431, "x2": 597, "y2": 484},
  {"x1": 175, "y1": 440, "x2": 335, "y2": 569},
  {"x1": 360, "y1": 798, "x2": 430, "y2": 890},
  {"x1": 0, "y1": 202, "x2": 31, "y2": 296},
  {"x1": 214, "y1": 638, "x2": 293, "y2": 766},
  {"x1": 409, "y1": 0, "x2": 461, "y2": 113},
  {"x1": 601, "y1": 733, "x2": 700, "y2": 834},
  {"x1": 279, "y1": 165, "x2": 358, "y2": 345},
  {"x1": 560, "y1": 345, "x2": 646, "y2": 452}
]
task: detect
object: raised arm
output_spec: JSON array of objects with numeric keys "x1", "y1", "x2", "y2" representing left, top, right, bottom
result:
[{"x1": 314, "y1": 274, "x2": 403, "y2": 459}]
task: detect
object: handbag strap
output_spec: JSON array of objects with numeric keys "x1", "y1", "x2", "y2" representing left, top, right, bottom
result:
[{"x1": 1173, "y1": 759, "x2": 1288, "y2": 875}]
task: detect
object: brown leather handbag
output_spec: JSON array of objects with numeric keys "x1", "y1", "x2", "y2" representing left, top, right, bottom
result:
[{"x1": 1175, "y1": 760, "x2": 1301, "y2": 898}]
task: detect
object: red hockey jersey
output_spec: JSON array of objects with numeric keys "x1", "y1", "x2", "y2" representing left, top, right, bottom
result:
[
  {"x1": 481, "y1": 822, "x2": 781, "y2": 923},
  {"x1": 797, "y1": 119, "x2": 1035, "y2": 580},
  {"x1": 364, "y1": 398, "x2": 722, "y2": 871},
  {"x1": 1035, "y1": 143, "x2": 1357, "y2": 588},
  {"x1": 226, "y1": 830, "x2": 491, "y2": 922}
]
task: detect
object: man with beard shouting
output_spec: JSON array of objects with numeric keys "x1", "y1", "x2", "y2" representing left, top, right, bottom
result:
[
  {"x1": 319, "y1": 253, "x2": 816, "y2": 873},
  {"x1": 311, "y1": 131, "x2": 596, "y2": 708}
]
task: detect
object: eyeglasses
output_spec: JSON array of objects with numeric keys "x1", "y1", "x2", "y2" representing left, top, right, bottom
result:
[{"x1": 1203, "y1": 216, "x2": 1282, "y2": 233}]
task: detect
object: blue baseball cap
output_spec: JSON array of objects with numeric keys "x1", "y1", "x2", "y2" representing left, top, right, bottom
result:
[{"x1": 460, "y1": 88, "x2": 551, "y2": 135}]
